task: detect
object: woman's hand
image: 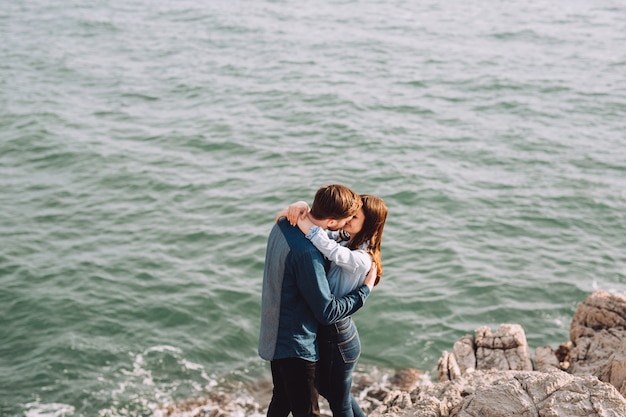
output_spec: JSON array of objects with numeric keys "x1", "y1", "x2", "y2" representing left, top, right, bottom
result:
[
  {"x1": 363, "y1": 262, "x2": 378, "y2": 291},
  {"x1": 275, "y1": 201, "x2": 310, "y2": 225},
  {"x1": 275, "y1": 208, "x2": 289, "y2": 223}
]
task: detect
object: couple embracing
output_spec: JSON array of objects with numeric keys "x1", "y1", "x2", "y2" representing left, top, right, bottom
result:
[{"x1": 259, "y1": 184, "x2": 388, "y2": 417}]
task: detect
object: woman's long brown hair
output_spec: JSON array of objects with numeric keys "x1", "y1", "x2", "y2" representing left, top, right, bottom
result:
[{"x1": 347, "y1": 194, "x2": 388, "y2": 286}]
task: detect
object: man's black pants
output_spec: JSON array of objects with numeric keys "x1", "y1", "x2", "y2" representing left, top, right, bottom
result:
[{"x1": 267, "y1": 357, "x2": 321, "y2": 417}]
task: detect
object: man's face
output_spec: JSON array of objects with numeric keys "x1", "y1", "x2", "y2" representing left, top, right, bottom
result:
[{"x1": 326, "y1": 215, "x2": 354, "y2": 231}]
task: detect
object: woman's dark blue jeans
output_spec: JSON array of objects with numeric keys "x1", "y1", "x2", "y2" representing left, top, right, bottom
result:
[{"x1": 316, "y1": 317, "x2": 365, "y2": 417}]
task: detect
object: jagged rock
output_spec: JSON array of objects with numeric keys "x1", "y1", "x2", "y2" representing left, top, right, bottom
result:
[
  {"x1": 437, "y1": 324, "x2": 533, "y2": 382},
  {"x1": 570, "y1": 291, "x2": 626, "y2": 341},
  {"x1": 412, "y1": 291, "x2": 626, "y2": 416},
  {"x1": 599, "y1": 347, "x2": 626, "y2": 397},
  {"x1": 386, "y1": 370, "x2": 626, "y2": 417},
  {"x1": 452, "y1": 335, "x2": 475, "y2": 375},
  {"x1": 438, "y1": 350, "x2": 461, "y2": 382},
  {"x1": 475, "y1": 324, "x2": 533, "y2": 373},
  {"x1": 569, "y1": 290, "x2": 626, "y2": 396},
  {"x1": 534, "y1": 345, "x2": 561, "y2": 372}
]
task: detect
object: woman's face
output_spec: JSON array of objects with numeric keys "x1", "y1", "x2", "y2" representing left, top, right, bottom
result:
[{"x1": 343, "y1": 207, "x2": 365, "y2": 236}]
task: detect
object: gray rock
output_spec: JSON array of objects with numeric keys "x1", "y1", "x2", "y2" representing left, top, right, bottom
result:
[
  {"x1": 474, "y1": 324, "x2": 533, "y2": 373},
  {"x1": 569, "y1": 290, "x2": 626, "y2": 396},
  {"x1": 437, "y1": 324, "x2": 532, "y2": 382},
  {"x1": 385, "y1": 370, "x2": 626, "y2": 417},
  {"x1": 384, "y1": 291, "x2": 626, "y2": 417},
  {"x1": 534, "y1": 345, "x2": 562, "y2": 372},
  {"x1": 599, "y1": 349, "x2": 626, "y2": 397}
]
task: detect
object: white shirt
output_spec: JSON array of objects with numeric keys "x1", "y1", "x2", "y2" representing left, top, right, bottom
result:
[{"x1": 306, "y1": 226, "x2": 372, "y2": 297}]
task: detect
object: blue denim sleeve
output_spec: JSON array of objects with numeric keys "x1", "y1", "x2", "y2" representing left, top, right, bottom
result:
[{"x1": 294, "y1": 249, "x2": 370, "y2": 326}]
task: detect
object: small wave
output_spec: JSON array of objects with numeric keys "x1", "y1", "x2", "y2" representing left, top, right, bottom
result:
[
  {"x1": 145, "y1": 345, "x2": 183, "y2": 354},
  {"x1": 24, "y1": 401, "x2": 75, "y2": 417}
]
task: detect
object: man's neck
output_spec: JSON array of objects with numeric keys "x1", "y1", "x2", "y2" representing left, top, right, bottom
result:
[{"x1": 306, "y1": 212, "x2": 328, "y2": 229}]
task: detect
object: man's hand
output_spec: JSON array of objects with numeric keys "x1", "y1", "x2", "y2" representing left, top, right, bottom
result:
[{"x1": 364, "y1": 262, "x2": 377, "y2": 291}]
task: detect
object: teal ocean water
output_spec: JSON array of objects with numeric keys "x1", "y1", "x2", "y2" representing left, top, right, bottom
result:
[{"x1": 2, "y1": 0, "x2": 626, "y2": 415}]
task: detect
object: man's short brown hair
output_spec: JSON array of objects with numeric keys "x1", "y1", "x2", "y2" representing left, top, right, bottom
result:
[{"x1": 309, "y1": 184, "x2": 362, "y2": 220}]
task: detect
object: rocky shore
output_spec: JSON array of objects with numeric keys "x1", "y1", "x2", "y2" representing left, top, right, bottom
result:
[
  {"x1": 356, "y1": 290, "x2": 626, "y2": 417},
  {"x1": 159, "y1": 290, "x2": 626, "y2": 417}
]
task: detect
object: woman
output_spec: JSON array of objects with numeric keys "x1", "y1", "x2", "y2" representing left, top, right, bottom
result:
[{"x1": 277, "y1": 194, "x2": 388, "y2": 417}]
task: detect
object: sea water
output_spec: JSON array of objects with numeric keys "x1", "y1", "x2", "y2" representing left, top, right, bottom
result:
[{"x1": 1, "y1": 0, "x2": 625, "y2": 415}]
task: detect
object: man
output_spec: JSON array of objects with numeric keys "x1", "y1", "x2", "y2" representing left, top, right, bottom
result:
[{"x1": 259, "y1": 184, "x2": 377, "y2": 417}]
